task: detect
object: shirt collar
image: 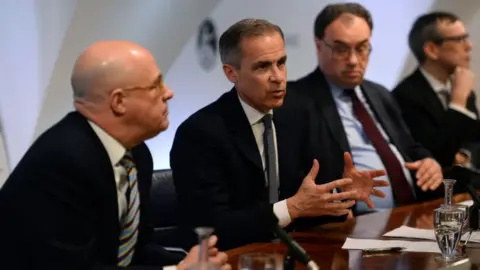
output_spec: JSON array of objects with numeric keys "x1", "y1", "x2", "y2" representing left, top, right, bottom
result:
[
  {"x1": 419, "y1": 67, "x2": 452, "y2": 94},
  {"x1": 327, "y1": 79, "x2": 361, "y2": 99},
  {"x1": 88, "y1": 120, "x2": 126, "y2": 166},
  {"x1": 238, "y1": 94, "x2": 273, "y2": 126}
]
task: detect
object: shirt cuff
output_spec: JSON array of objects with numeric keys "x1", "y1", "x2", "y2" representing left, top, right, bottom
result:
[
  {"x1": 274, "y1": 199, "x2": 292, "y2": 227},
  {"x1": 163, "y1": 265, "x2": 177, "y2": 270},
  {"x1": 449, "y1": 104, "x2": 477, "y2": 120}
]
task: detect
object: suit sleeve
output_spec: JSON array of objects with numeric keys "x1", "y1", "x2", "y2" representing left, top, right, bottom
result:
[
  {"x1": 393, "y1": 90, "x2": 478, "y2": 167},
  {"x1": 170, "y1": 120, "x2": 276, "y2": 250}
]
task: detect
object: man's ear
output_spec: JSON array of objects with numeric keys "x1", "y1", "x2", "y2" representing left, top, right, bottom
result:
[
  {"x1": 223, "y1": 64, "x2": 239, "y2": 84},
  {"x1": 424, "y1": 41, "x2": 439, "y2": 61},
  {"x1": 110, "y1": 88, "x2": 127, "y2": 115},
  {"x1": 314, "y1": 38, "x2": 323, "y2": 53}
]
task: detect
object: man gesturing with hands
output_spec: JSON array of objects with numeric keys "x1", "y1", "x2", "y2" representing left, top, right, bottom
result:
[
  {"x1": 287, "y1": 154, "x2": 388, "y2": 221},
  {"x1": 171, "y1": 18, "x2": 390, "y2": 250}
]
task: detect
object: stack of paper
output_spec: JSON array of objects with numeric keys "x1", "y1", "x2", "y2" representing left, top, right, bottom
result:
[{"x1": 341, "y1": 238, "x2": 441, "y2": 253}]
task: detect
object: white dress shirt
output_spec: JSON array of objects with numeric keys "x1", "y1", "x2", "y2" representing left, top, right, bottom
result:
[
  {"x1": 238, "y1": 96, "x2": 292, "y2": 227},
  {"x1": 89, "y1": 121, "x2": 178, "y2": 270},
  {"x1": 420, "y1": 68, "x2": 477, "y2": 119}
]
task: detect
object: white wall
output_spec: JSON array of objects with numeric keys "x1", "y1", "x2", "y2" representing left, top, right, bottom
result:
[
  {"x1": 0, "y1": 0, "x2": 77, "y2": 185},
  {"x1": 1, "y1": 0, "x2": 480, "y2": 183}
]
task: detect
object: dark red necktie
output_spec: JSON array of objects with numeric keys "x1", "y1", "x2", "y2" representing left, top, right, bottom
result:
[{"x1": 345, "y1": 89, "x2": 415, "y2": 206}]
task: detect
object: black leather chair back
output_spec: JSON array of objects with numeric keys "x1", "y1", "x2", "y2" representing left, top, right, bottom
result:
[
  {"x1": 150, "y1": 169, "x2": 182, "y2": 247},
  {"x1": 150, "y1": 169, "x2": 178, "y2": 227}
]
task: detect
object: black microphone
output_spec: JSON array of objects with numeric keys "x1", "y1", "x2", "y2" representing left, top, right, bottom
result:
[
  {"x1": 451, "y1": 165, "x2": 480, "y2": 229},
  {"x1": 269, "y1": 213, "x2": 320, "y2": 270},
  {"x1": 452, "y1": 165, "x2": 480, "y2": 206}
]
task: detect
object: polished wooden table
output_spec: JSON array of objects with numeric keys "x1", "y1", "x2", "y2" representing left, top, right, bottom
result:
[{"x1": 227, "y1": 194, "x2": 479, "y2": 269}]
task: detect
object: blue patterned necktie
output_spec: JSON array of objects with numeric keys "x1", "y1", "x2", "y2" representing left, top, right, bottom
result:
[{"x1": 117, "y1": 155, "x2": 140, "y2": 266}]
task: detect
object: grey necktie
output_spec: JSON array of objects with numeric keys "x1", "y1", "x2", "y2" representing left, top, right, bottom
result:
[
  {"x1": 439, "y1": 89, "x2": 450, "y2": 108},
  {"x1": 262, "y1": 114, "x2": 279, "y2": 203}
]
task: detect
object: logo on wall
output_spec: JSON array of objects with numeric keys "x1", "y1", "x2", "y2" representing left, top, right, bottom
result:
[{"x1": 196, "y1": 18, "x2": 218, "y2": 72}]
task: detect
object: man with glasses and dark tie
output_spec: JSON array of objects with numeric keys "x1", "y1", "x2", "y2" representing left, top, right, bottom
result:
[
  {"x1": 287, "y1": 3, "x2": 444, "y2": 216},
  {"x1": 0, "y1": 41, "x2": 230, "y2": 270},
  {"x1": 393, "y1": 11, "x2": 480, "y2": 169},
  {"x1": 170, "y1": 18, "x2": 390, "y2": 251}
]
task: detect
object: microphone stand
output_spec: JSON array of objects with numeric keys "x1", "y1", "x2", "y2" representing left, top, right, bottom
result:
[
  {"x1": 283, "y1": 249, "x2": 295, "y2": 270},
  {"x1": 283, "y1": 248, "x2": 320, "y2": 270}
]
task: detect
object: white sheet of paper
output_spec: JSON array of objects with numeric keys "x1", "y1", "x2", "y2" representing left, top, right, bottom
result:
[
  {"x1": 384, "y1": 225, "x2": 436, "y2": 240},
  {"x1": 342, "y1": 238, "x2": 441, "y2": 253},
  {"x1": 459, "y1": 200, "x2": 474, "y2": 206},
  {"x1": 384, "y1": 225, "x2": 480, "y2": 243}
]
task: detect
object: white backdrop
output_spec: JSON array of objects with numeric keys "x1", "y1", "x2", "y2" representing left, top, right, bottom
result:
[{"x1": 1, "y1": 0, "x2": 480, "y2": 186}]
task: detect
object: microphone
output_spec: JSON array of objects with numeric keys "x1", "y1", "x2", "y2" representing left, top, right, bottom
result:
[
  {"x1": 269, "y1": 213, "x2": 320, "y2": 270},
  {"x1": 452, "y1": 166, "x2": 480, "y2": 206},
  {"x1": 451, "y1": 165, "x2": 480, "y2": 229}
]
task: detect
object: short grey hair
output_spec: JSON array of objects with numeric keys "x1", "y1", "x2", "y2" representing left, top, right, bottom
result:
[
  {"x1": 408, "y1": 11, "x2": 459, "y2": 64},
  {"x1": 219, "y1": 18, "x2": 284, "y2": 68}
]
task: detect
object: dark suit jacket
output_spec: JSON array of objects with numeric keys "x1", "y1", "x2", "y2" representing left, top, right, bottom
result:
[
  {"x1": 392, "y1": 68, "x2": 480, "y2": 167},
  {"x1": 170, "y1": 88, "x2": 345, "y2": 250},
  {"x1": 0, "y1": 112, "x2": 181, "y2": 270},
  {"x1": 287, "y1": 68, "x2": 440, "y2": 204}
]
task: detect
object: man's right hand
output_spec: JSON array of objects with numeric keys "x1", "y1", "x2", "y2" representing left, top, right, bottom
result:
[
  {"x1": 451, "y1": 67, "x2": 475, "y2": 107},
  {"x1": 178, "y1": 235, "x2": 231, "y2": 270},
  {"x1": 286, "y1": 159, "x2": 357, "y2": 220}
]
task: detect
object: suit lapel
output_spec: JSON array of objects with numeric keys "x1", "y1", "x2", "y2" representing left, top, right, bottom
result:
[
  {"x1": 307, "y1": 68, "x2": 350, "y2": 152},
  {"x1": 70, "y1": 112, "x2": 120, "y2": 259},
  {"x1": 220, "y1": 89, "x2": 263, "y2": 171}
]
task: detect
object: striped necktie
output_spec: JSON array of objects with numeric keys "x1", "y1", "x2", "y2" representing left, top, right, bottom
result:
[{"x1": 117, "y1": 155, "x2": 140, "y2": 266}]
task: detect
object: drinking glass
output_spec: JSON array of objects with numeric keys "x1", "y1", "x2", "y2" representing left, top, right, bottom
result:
[
  {"x1": 238, "y1": 253, "x2": 279, "y2": 270},
  {"x1": 433, "y1": 207, "x2": 465, "y2": 262},
  {"x1": 187, "y1": 227, "x2": 220, "y2": 270}
]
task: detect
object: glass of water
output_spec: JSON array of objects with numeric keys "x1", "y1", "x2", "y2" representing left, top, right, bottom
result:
[
  {"x1": 238, "y1": 253, "x2": 279, "y2": 270},
  {"x1": 434, "y1": 207, "x2": 465, "y2": 261}
]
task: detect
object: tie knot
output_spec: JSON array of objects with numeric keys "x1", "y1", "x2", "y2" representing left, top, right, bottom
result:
[
  {"x1": 262, "y1": 114, "x2": 273, "y2": 129},
  {"x1": 343, "y1": 88, "x2": 356, "y2": 96},
  {"x1": 439, "y1": 89, "x2": 450, "y2": 96},
  {"x1": 119, "y1": 154, "x2": 135, "y2": 169}
]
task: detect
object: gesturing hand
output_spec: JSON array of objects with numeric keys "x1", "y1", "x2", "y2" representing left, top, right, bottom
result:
[
  {"x1": 342, "y1": 152, "x2": 389, "y2": 209},
  {"x1": 287, "y1": 159, "x2": 359, "y2": 219}
]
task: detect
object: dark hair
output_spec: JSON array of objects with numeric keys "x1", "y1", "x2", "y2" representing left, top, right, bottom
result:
[
  {"x1": 314, "y1": 2, "x2": 373, "y2": 40},
  {"x1": 408, "y1": 11, "x2": 459, "y2": 64},
  {"x1": 219, "y1": 18, "x2": 284, "y2": 68}
]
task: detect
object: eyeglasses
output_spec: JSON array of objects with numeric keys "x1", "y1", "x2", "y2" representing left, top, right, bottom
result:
[
  {"x1": 322, "y1": 40, "x2": 372, "y2": 60},
  {"x1": 433, "y1": 34, "x2": 470, "y2": 45},
  {"x1": 122, "y1": 74, "x2": 165, "y2": 93}
]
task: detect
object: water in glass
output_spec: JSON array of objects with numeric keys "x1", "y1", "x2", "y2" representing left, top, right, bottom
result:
[{"x1": 434, "y1": 207, "x2": 465, "y2": 261}]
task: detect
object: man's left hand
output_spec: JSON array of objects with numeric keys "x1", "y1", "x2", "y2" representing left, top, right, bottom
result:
[
  {"x1": 342, "y1": 152, "x2": 390, "y2": 209},
  {"x1": 405, "y1": 158, "x2": 443, "y2": 191}
]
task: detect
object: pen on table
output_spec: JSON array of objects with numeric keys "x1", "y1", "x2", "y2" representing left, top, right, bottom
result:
[{"x1": 362, "y1": 247, "x2": 405, "y2": 254}]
